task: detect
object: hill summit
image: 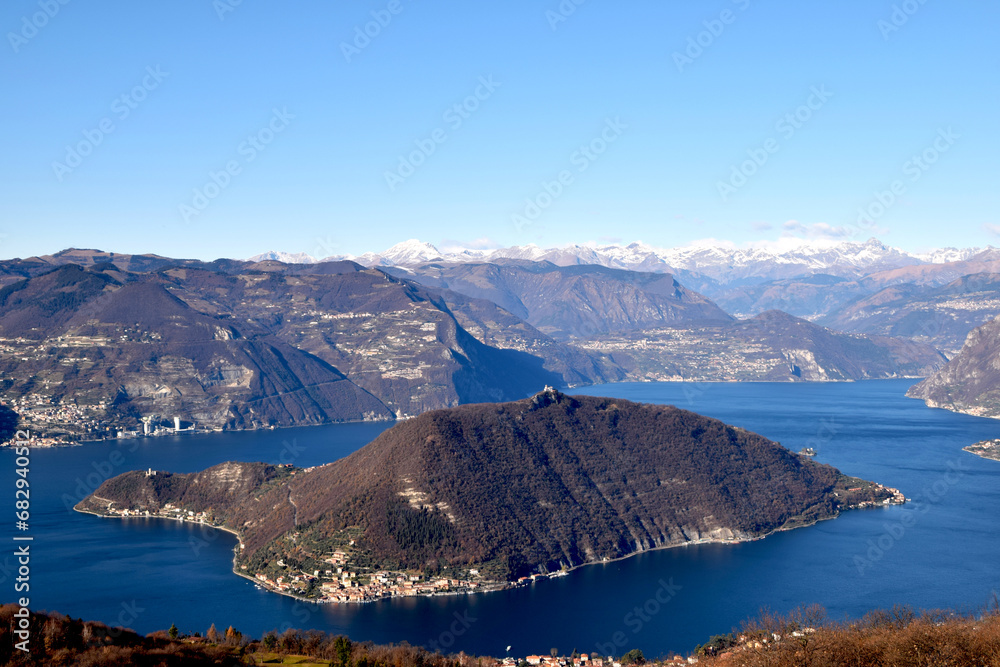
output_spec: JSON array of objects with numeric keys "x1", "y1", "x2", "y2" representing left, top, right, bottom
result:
[{"x1": 78, "y1": 391, "x2": 899, "y2": 595}]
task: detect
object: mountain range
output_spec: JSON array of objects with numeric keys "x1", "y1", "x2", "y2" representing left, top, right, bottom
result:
[
  {"x1": 0, "y1": 253, "x2": 628, "y2": 434},
  {"x1": 251, "y1": 238, "x2": 994, "y2": 286},
  {"x1": 383, "y1": 260, "x2": 732, "y2": 340},
  {"x1": 253, "y1": 240, "x2": 1000, "y2": 346},
  {"x1": 582, "y1": 310, "x2": 944, "y2": 382},
  {"x1": 0, "y1": 245, "x2": 967, "y2": 440}
]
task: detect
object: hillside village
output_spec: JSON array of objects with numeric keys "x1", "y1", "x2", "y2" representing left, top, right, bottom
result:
[
  {"x1": 87, "y1": 487, "x2": 503, "y2": 604},
  {"x1": 502, "y1": 650, "x2": 694, "y2": 667},
  {"x1": 964, "y1": 438, "x2": 1000, "y2": 462},
  {"x1": 248, "y1": 549, "x2": 495, "y2": 603}
]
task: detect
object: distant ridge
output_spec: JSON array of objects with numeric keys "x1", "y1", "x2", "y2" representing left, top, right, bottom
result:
[
  {"x1": 250, "y1": 238, "x2": 994, "y2": 286},
  {"x1": 247, "y1": 250, "x2": 319, "y2": 264}
]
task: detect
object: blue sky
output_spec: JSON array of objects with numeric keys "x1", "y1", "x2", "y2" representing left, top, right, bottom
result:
[{"x1": 1, "y1": 0, "x2": 997, "y2": 260}]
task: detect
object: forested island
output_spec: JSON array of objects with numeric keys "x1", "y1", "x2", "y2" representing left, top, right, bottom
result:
[{"x1": 77, "y1": 389, "x2": 903, "y2": 603}]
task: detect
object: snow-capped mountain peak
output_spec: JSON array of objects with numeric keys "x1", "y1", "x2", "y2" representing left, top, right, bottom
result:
[
  {"x1": 324, "y1": 239, "x2": 445, "y2": 268},
  {"x1": 247, "y1": 251, "x2": 317, "y2": 264},
  {"x1": 249, "y1": 237, "x2": 989, "y2": 286},
  {"x1": 915, "y1": 246, "x2": 990, "y2": 264},
  {"x1": 380, "y1": 239, "x2": 443, "y2": 265}
]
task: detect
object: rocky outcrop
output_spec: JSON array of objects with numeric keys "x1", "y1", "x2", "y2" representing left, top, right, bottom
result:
[{"x1": 907, "y1": 317, "x2": 1000, "y2": 418}]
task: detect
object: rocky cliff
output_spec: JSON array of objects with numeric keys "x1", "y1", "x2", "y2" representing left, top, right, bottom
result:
[{"x1": 907, "y1": 316, "x2": 1000, "y2": 418}]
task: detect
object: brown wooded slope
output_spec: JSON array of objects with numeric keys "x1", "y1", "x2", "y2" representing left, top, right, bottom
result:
[{"x1": 81, "y1": 391, "x2": 857, "y2": 581}]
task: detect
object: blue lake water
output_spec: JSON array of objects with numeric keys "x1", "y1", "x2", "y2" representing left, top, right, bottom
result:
[{"x1": 3, "y1": 379, "x2": 999, "y2": 657}]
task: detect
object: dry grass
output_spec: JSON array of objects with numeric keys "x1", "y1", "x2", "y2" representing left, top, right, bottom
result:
[{"x1": 697, "y1": 600, "x2": 1000, "y2": 667}]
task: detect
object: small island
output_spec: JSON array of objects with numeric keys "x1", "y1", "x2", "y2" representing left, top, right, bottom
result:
[
  {"x1": 963, "y1": 438, "x2": 1000, "y2": 462},
  {"x1": 77, "y1": 389, "x2": 905, "y2": 604}
]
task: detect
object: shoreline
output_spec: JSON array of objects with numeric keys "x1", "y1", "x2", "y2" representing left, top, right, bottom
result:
[
  {"x1": 76, "y1": 506, "x2": 758, "y2": 604},
  {"x1": 72, "y1": 506, "x2": 245, "y2": 542},
  {"x1": 906, "y1": 397, "x2": 1000, "y2": 422},
  {"x1": 963, "y1": 439, "x2": 1000, "y2": 462},
  {"x1": 5, "y1": 377, "x2": 928, "y2": 450},
  {"x1": 569, "y1": 377, "x2": 926, "y2": 391},
  {"x1": 568, "y1": 499, "x2": 892, "y2": 577},
  {"x1": 3, "y1": 414, "x2": 399, "y2": 449},
  {"x1": 76, "y1": 499, "x2": 895, "y2": 606},
  {"x1": 72, "y1": 507, "x2": 499, "y2": 605}
]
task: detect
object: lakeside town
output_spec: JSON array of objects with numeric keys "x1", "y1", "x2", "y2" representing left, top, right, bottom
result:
[
  {"x1": 964, "y1": 438, "x2": 1000, "y2": 462},
  {"x1": 0, "y1": 388, "x2": 394, "y2": 448},
  {"x1": 0, "y1": 392, "x2": 201, "y2": 447},
  {"x1": 82, "y1": 474, "x2": 907, "y2": 609},
  {"x1": 490, "y1": 624, "x2": 822, "y2": 666},
  {"x1": 249, "y1": 564, "x2": 499, "y2": 604},
  {"x1": 578, "y1": 327, "x2": 784, "y2": 382},
  {"x1": 504, "y1": 651, "x2": 692, "y2": 667},
  {"x1": 82, "y1": 486, "x2": 511, "y2": 605},
  {"x1": 479, "y1": 627, "x2": 820, "y2": 667},
  {"x1": 0, "y1": 394, "x2": 106, "y2": 446},
  {"x1": 837, "y1": 483, "x2": 907, "y2": 509}
]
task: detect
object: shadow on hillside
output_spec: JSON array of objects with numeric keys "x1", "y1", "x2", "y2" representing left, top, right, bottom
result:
[{"x1": 0, "y1": 404, "x2": 18, "y2": 442}]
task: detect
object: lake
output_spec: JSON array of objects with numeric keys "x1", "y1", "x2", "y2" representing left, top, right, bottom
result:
[{"x1": 3, "y1": 379, "x2": 999, "y2": 657}]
